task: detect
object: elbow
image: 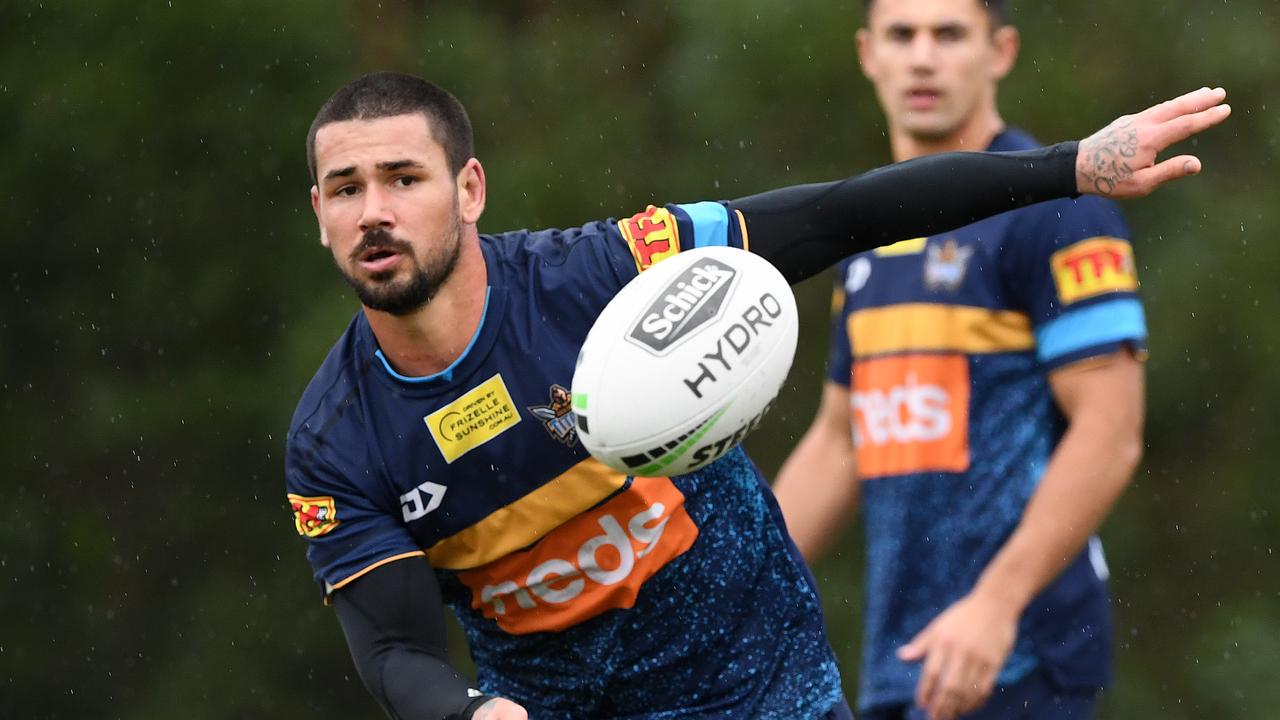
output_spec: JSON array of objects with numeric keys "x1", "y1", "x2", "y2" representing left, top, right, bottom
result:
[{"x1": 1114, "y1": 427, "x2": 1144, "y2": 486}]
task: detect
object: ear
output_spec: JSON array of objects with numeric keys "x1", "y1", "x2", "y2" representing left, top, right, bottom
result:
[
  {"x1": 456, "y1": 158, "x2": 487, "y2": 225},
  {"x1": 990, "y1": 25, "x2": 1020, "y2": 81},
  {"x1": 311, "y1": 185, "x2": 330, "y2": 248},
  {"x1": 855, "y1": 28, "x2": 878, "y2": 82}
]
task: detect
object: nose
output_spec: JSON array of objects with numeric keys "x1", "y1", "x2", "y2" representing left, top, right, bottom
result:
[
  {"x1": 358, "y1": 184, "x2": 395, "y2": 233},
  {"x1": 908, "y1": 35, "x2": 938, "y2": 71}
]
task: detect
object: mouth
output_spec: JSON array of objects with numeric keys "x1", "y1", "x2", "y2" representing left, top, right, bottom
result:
[
  {"x1": 905, "y1": 88, "x2": 943, "y2": 110},
  {"x1": 352, "y1": 230, "x2": 411, "y2": 274},
  {"x1": 359, "y1": 249, "x2": 402, "y2": 273}
]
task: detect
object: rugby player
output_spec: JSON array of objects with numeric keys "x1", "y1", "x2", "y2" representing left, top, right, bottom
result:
[
  {"x1": 285, "y1": 70, "x2": 1227, "y2": 719},
  {"x1": 774, "y1": 1, "x2": 1166, "y2": 718}
]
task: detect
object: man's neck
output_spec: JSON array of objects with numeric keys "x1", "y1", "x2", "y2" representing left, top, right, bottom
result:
[
  {"x1": 364, "y1": 237, "x2": 488, "y2": 378},
  {"x1": 888, "y1": 108, "x2": 1006, "y2": 162}
]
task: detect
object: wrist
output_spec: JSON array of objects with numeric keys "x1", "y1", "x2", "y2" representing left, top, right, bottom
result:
[
  {"x1": 452, "y1": 694, "x2": 500, "y2": 720},
  {"x1": 971, "y1": 569, "x2": 1035, "y2": 619}
]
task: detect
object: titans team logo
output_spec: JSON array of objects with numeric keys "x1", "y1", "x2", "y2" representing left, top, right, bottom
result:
[
  {"x1": 924, "y1": 238, "x2": 974, "y2": 292},
  {"x1": 529, "y1": 384, "x2": 578, "y2": 446}
]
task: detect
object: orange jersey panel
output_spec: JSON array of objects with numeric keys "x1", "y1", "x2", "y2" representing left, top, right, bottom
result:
[
  {"x1": 457, "y1": 475, "x2": 699, "y2": 634},
  {"x1": 851, "y1": 353, "x2": 970, "y2": 477}
]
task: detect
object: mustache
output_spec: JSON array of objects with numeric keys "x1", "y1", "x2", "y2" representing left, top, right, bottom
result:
[{"x1": 350, "y1": 228, "x2": 412, "y2": 262}]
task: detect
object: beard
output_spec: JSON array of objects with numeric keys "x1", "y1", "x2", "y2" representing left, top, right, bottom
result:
[{"x1": 338, "y1": 209, "x2": 463, "y2": 316}]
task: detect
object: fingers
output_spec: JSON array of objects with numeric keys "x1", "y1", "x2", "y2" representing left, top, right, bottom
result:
[
  {"x1": 898, "y1": 637, "x2": 927, "y2": 663},
  {"x1": 473, "y1": 698, "x2": 529, "y2": 720},
  {"x1": 1148, "y1": 103, "x2": 1232, "y2": 151},
  {"x1": 1128, "y1": 154, "x2": 1202, "y2": 196},
  {"x1": 955, "y1": 658, "x2": 997, "y2": 716},
  {"x1": 921, "y1": 656, "x2": 994, "y2": 720},
  {"x1": 916, "y1": 644, "x2": 949, "y2": 713},
  {"x1": 1144, "y1": 87, "x2": 1227, "y2": 123}
]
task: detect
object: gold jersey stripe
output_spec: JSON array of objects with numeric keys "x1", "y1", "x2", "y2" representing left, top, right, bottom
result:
[
  {"x1": 849, "y1": 303, "x2": 1034, "y2": 358},
  {"x1": 326, "y1": 550, "x2": 427, "y2": 597},
  {"x1": 733, "y1": 208, "x2": 750, "y2": 253},
  {"x1": 873, "y1": 237, "x2": 928, "y2": 256},
  {"x1": 426, "y1": 457, "x2": 629, "y2": 570}
]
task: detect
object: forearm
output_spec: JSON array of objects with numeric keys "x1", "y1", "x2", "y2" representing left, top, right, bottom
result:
[
  {"x1": 774, "y1": 429, "x2": 859, "y2": 562},
  {"x1": 972, "y1": 418, "x2": 1141, "y2": 613},
  {"x1": 733, "y1": 143, "x2": 1079, "y2": 283},
  {"x1": 773, "y1": 384, "x2": 861, "y2": 562},
  {"x1": 334, "y1": 559, "x2": 496, "y2": 720}
]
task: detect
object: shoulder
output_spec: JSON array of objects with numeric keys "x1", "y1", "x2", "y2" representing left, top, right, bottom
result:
[
  {"x1": 481, "y1": 220, "x2": 620, "y2": 267},
  {"x1": 481, "y1": 220, "x2": 636, "y2": 292},
  {"x1": 1018, "y1": 194, "x2": 1129, "y2": 245},
  {"x1": 287, "y1": 313, "x2": 373, "y2": 456}
]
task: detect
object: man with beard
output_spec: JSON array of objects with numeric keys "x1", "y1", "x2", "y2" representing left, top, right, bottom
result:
[{"x1": 285, "y1": 71, "x2": 1227, "y2": 720}]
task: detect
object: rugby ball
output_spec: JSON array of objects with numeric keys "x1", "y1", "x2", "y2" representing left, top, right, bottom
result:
[{"x1": 571, "y1": 246, "x2": 797, "y2": 476}]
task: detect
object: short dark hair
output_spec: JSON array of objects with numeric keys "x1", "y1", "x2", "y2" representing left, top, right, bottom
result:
[
  {"x1": 862, "y1": 0, "x2": 1010, "y2": 27},
  {"x1": 306, "y1": 71, "x2": 474, "y2": 183}
]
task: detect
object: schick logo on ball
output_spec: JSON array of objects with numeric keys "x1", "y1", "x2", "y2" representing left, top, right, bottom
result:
[{"x1": 628, "y1": 259, "x2": 738, "y2": 355}]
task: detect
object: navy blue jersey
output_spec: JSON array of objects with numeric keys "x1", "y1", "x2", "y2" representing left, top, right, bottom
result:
[
  {"x1": 286, "y1": 202, "x2": 844, "y2": 718},
  {"x1": 825, "y1": 130, "x2": 1141, "y2": 712}
]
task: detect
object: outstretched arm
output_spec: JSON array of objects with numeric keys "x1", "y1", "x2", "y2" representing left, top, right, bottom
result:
[
  {"x1": 735, "y1": 87, "x2": 1229, "y2": 284},
  {"x1": 333, "y1": 558, "x2": 528, "y2": 720}
]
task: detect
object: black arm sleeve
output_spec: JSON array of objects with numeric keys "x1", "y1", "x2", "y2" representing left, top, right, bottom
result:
[
  {"x1": 729, "y1": 142, "x2": 1080, "y2": 284},
  {"x1": 332, "y1": 557, "x2": 497, "y2": 720}
]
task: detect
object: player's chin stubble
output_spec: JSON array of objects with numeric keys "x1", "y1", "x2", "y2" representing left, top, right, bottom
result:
[{"x1": 339, "y1": 219, "x2": 462, "y2": 316}]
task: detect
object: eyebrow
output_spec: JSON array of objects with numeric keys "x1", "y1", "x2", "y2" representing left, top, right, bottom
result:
[
  {"x1": 321, "y1": 159, "x2": 425, "y2": 182},
  {"x1": 323, "y1": 165, "x2": 356, "y2": 181},
  {"x1": 378, "y1": 159, "x2": 424, "y2": 172},
  {"x1": 884, "y1": 21, "x2": 970, "y2": 33}
]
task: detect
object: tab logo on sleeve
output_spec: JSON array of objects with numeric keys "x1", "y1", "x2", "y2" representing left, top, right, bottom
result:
[
  {"x1": 1051, "y1": 237, "x2": 1138, "y2": 305},
  {"x1": 426, "y1": 374, "x2": 521, "y2": 463},
  {"x1": 288, "y1": 494, "x2": 339, "y2": 538},
  {"x1": 619, "y1": 205, "x2": 682, "y2": 272}
]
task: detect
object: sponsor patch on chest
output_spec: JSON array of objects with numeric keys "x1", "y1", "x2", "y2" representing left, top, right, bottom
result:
[
  {"x1": 851, "y1": 353, "x2": 970, "y2": 477},
  {"x1": 456, "y1": 475, "x2": 698, "y2": 634},
  {"x1": 425, "y1": 374, "x2": 522, "y2": 463}
]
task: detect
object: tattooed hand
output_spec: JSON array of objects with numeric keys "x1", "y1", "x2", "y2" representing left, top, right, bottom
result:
[{"x1": 1077, "y1": 87, "x2": 1230, "y2": 197}]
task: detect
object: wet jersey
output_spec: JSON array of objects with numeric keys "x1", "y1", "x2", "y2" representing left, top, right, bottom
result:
[
  {"x1": 825, "y1": 130, "x2": 1144, "y2": 712},
  {"x1": 286, "y1": 202, "x2": 844, "y2": 719}
]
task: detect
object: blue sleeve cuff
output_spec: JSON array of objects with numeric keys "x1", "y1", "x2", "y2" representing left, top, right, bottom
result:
[{"x1": 1035, "y1": 298, "x2": 1147, "y2": 367}]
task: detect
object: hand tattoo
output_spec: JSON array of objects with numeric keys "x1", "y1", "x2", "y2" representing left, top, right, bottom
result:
[{"x1": 1078, "y1": 118, "x2": 1140, "y2": 196}]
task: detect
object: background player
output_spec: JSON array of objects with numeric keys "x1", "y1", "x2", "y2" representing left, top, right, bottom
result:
[
  {"x1": 288, "y1": 70, "x2": 1226, "y2": 719},
  {"x1": 774, "y1": 1, "x2": 1154, "y2": 718}
]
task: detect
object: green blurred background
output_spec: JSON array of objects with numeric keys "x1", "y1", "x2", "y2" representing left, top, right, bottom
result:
[{"x1": 3, "y1": 0, "x2": 1276, "y2": 717}]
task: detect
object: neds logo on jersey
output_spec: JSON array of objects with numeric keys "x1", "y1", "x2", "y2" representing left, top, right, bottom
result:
[
  {"x1": 457, "y1": 476, "x2": 698, "y2": 635},
  {"x1": 628, "y1": 258, "x2": 738, "y2": 355}
]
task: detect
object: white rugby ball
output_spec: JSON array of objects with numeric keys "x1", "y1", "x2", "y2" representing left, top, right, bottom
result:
[{"x1": 571, "y1": 246, "x2": 797, "y2": 476}]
